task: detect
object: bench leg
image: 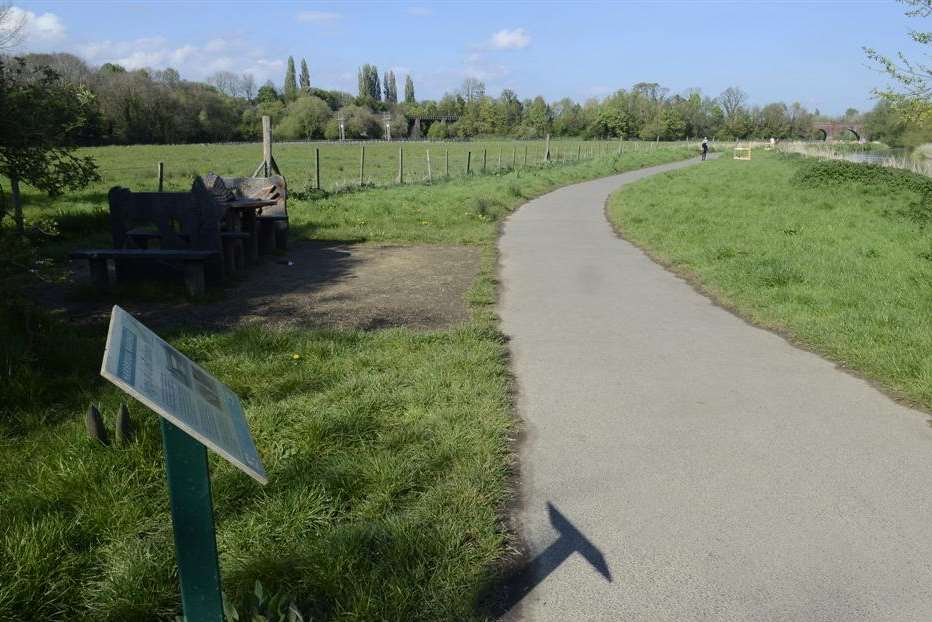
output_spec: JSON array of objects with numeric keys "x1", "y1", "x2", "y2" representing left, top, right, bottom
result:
[
  {"x1": 88, "y1": 258, "x2": 110, "y2": 291},
  {"x1": 275, "y1": 222, "x2": 288, "y2": 251},
  {"x1": 183, "y1": 261, "x2": 206, "y2": 298},
  {"x1": 222, "y1": 239, "x2": 237, "y2": 276},
  {"x1": 258, "y1": 220, "x2": 276, "y2": 255},
  {"x1": 233, "y1": 240, "x2": 245, "y2": 270}
]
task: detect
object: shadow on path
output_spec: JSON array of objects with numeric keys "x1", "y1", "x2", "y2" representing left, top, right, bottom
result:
[{"x1": 487, "y1": 502, "x2": 612, "y2": 619}]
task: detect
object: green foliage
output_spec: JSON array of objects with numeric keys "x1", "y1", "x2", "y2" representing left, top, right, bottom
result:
[
  {"x1": 221, "y1": 582, "x2": 304, "y2": 622},
  {"x1": 299, "y1": 59, "x2": 310, "y2": 96},
  {"x1": 793, "y1": 158, "x2": 932, "y2": 195},
  {"x1": 356, "y1": 64, "x2": 381, "y2": 102},
  {"x1": 275, "y1": 96, "x2": 333, "y2": 140},
  {"x1": 404, "y1": 74, "x2": 415, "y2": 104},
  {"x1": 283, "y1": 57, "x2": 297, "y2": 102}
]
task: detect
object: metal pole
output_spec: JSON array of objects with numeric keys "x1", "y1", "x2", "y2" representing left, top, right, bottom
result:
[{"x1": 161, "y1": 419, "x2": 223, "y2": 622}]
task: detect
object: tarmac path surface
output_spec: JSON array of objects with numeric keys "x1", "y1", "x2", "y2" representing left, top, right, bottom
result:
[{"x1": 497, "y1": 156, "x2": 932, "y2": 621}]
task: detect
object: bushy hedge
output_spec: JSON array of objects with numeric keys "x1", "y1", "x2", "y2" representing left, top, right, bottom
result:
[{"x1": 793, "y1": 159, "x2": 932, "y2": 195}]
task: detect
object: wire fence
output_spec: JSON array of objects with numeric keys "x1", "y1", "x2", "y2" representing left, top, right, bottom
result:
[{"x1": 85, "y1": 139, "x2": 699, "y2": 195}]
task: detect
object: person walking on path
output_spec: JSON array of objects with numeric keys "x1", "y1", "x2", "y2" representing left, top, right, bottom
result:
[{"x1": 701, "y1": 137, "x2": 709, "y2": 161}]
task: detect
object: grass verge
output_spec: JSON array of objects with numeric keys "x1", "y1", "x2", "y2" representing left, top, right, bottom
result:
[
  {"x1": 606, "y1": 152, "x2": 932, "y2": 411},
  {"x1": 1, "y1": 146, "x2": 694, "y2": 620}
]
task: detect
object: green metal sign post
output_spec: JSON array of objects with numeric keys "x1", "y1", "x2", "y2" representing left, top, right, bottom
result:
[
  {"x1": 100, "y1": 307, "x2": 269, "y2": 622},
  {"x1": 161, "y1": 419, "x2": 224, "y2": 622}
]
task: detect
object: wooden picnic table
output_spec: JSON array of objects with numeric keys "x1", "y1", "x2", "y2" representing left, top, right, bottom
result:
[{"x1": 223, "y1": 198, "x2": 277, "y2": 263}]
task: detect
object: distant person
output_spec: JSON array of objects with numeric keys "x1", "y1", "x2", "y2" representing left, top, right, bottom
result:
[{"x1": 701, "y1": 137, "x2": 709, "y2": 161}]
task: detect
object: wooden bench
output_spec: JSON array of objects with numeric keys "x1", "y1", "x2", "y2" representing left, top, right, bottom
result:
[
  {"x1": 70, "y1": 180, "x2": 226, "y2": 297},
  {"x1": 210, "y1": 174, "x2": 289, "y2": 251},
  {"x1": 69, "y1": 249, "x2": 218, "y2": 297}
]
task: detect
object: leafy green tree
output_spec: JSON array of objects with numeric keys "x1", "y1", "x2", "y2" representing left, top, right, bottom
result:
[
  {"x1": 257, "y1": 82, "x2": 279, "y2": 104},
  {"x1": 299, "y1": 58, "x2": 310, "y2": 95},
  {"x1": 384, "y1": 71, "x2": 398, "y2": 104},
  {"x1": 0, "y1": 60, "x2": 100, "y2": 235},
  {"x1": 284, "y1": 56, "x2": 297, "y2": 101},
  {"x1": 276, "y1": 96, "x2": 332, "y2": 140},
  {"x1": 357, "y1": 64, "x2": 381, "y2": 102},
  {"x1": 864, "y1": 0, "x2": 932, "y2": 122},
  {"x1": 404, "y1": 75, "x2": 415, "y2": 104}
]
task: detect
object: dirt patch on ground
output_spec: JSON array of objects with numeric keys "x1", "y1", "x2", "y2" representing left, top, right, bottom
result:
[{"x1": 42, "y1": 242, "x2": 481, "y2": 332}]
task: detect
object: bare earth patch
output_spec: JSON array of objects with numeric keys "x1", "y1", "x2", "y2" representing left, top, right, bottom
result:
[{"x1": 43, "y1": 242, "x2": 481, "y2": 331}]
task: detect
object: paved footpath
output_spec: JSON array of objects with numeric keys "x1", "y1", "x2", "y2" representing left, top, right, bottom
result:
[{"x1": 498, "y1": 157, "x2": 932, "y2": 621}]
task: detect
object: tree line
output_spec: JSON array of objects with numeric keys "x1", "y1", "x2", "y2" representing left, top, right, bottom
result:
[{"x1": 2, "y1": 51, "x2": 888, "y2": 146}]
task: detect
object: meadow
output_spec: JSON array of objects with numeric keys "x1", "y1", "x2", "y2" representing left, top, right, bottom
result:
[
  {"x1": 607, "y1": 151, "x2": 932, "y2": 411},
  {"x1": 1, "y1": 143, "x2": 696, "y2": 620}
]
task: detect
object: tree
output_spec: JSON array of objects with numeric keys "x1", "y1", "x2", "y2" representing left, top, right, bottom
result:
[
  {"x1": 384, "y1": 71, "x2": 398, "y2": 104},
  {"x1": 241, "y1": 73, "x2": 256, "y2": 100},
  {"x1": 0, "y1": 59, "x2": 100, "y2": 234},
  {"x1": 357, "y1": 64, "x2": 381, "y2": 102},
  {"x1": 299, "y1": 58, "x2": 310, "y2": 95},
  {"x1": 460, "y1": 78, "x2": 485, "y2": 103},
  {"x1": 864, "y1": 0, "x2": 932, "y2": 121},
  {"x1": 404, "y1": 75, "x2": 415, "y2": 104},
  {"x1": 257, "y1": 82, "x2": 279, "y2": 104},
  {"x1": 284, "y1": 56, "x2": 297, "y2": 101},
  {"x1": 0, "y1": 4, "x2": 25, "y2": 51},
  {"x1": 276, "y1": 96, "x2": 332, "y2": 140},
  {"x1": 719, "y1": 86, "x2": 747, "y2": 121}
]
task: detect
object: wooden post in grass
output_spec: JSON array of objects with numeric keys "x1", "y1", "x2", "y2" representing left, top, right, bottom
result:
[
  {"x1": 398, "y1": 147, "x2": 404, "y2": 184},
  {"x1": 466, "y1": 151, "x2": 472, "y2": 175},
  {"x1": 262, "y1": 116, "x2": 272, "y2": 177},
  {"x1": 577, "y1": 144, "x2": 581, "y2": 161},
  {"x1": 445, "y1": 149, "x2": 449, "y2": 177},
  {"x1": 315, "y1": 148, "x2": 321, "y2": 190},
  {"x1": 359, "y1": 146, "x2": 365, "y2": 185},
  {"x1": 498, "y1": 149, "x2": 502, "y2": 171},
  {"x1": 426, "y1": 150, "x2": 432, "y2": 184},
  {"x1": 482, "y1": 149, "x2": 487, "y2": 173},
  {"x1": 512, "y1": 147, "x2": 517, "y2": 169},
  {"x1": 544, "y1": 134, "x2": 551, "y2": 162},
  {"x1": 157, "y1": 162, "x2": 164, "y2": 192}
]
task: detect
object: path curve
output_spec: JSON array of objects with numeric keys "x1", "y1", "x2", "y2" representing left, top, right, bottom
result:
[{"x1": 498, "y1": 157, "x2": 932, "y2": 621}]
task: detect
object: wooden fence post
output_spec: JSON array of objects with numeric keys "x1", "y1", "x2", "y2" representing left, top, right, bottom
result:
[
  {"x1": 157, "y1": 161, "x2": 164, "y2": 192},
  {"x1": 466, "y1": 151, "x2": 472, "y2": 175},
  {"x1": 577, "y1": 144, "x2": 581, "y2": 161},
  {"x1": 544, "y1": 134, "x2": 551, "y2": 162},
  {"x1": 398, "y1": 147, "x2": 404, "y2": 184},
  {"x1": 482, "y1": 149, "x2": 487, "y2": 172},
  {"x1": 315, "y1": 148, "x2": 321, "y2": 190},
  {"x1": 445, "y1": 149, "x2": 449, "y2": 177},
  {"x1": 262, "y1": 116, "x2": 272, "y2": 177},
  {"x1": 498, "y1": 150, "x2": 502, "y2": 171},
  {"x1": 426, "y1": 150, "x2": 432, "y2": 184},
  {"x1": 512, "y1": 147, "x2": 517, "y2": 169},
  {"x1": 359, "y1": 146, "x2": 365, "y2": 185}
]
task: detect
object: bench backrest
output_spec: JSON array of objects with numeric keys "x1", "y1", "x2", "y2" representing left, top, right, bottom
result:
[{"x1": 108, "y1": 178, "x2": 223, "y2": 251}]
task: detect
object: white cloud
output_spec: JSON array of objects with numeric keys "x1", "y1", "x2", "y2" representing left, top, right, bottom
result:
[
  {"x1": 297, "y1": 10, "x2": 341, "y2": 22},
  {"x1": 2, "y1": 6, "x2": 66, "y2": 44},
  {"x1": 489, "y1": 27, "x2": 530, "y2": 50}
]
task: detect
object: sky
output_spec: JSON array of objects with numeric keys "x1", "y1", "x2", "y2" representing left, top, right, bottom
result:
[{"x1": 4, "y1": 1, "x2": 926, "y2": 115}]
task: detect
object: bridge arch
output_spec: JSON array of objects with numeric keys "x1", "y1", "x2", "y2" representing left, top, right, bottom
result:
[{"x1": 814, "y1": 128, "x2": 828, "y2": 141}]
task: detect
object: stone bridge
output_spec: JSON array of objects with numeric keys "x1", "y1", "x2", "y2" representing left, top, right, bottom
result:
[{"x1": 812, "y1": 122, "x2": 866, "y2": 141}]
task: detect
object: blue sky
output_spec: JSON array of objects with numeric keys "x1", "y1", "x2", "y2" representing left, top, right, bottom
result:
[{"x1": 6, "y1": 1, "x2": 924, "y2": 115}]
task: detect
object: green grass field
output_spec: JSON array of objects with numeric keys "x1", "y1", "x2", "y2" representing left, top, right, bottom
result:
[
  {"x1": 607, "y1": 151, "x2": 932, "y2": 411},
  {"x1": 1, "y1": 144, "x2": 695, "y2": 620}
]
